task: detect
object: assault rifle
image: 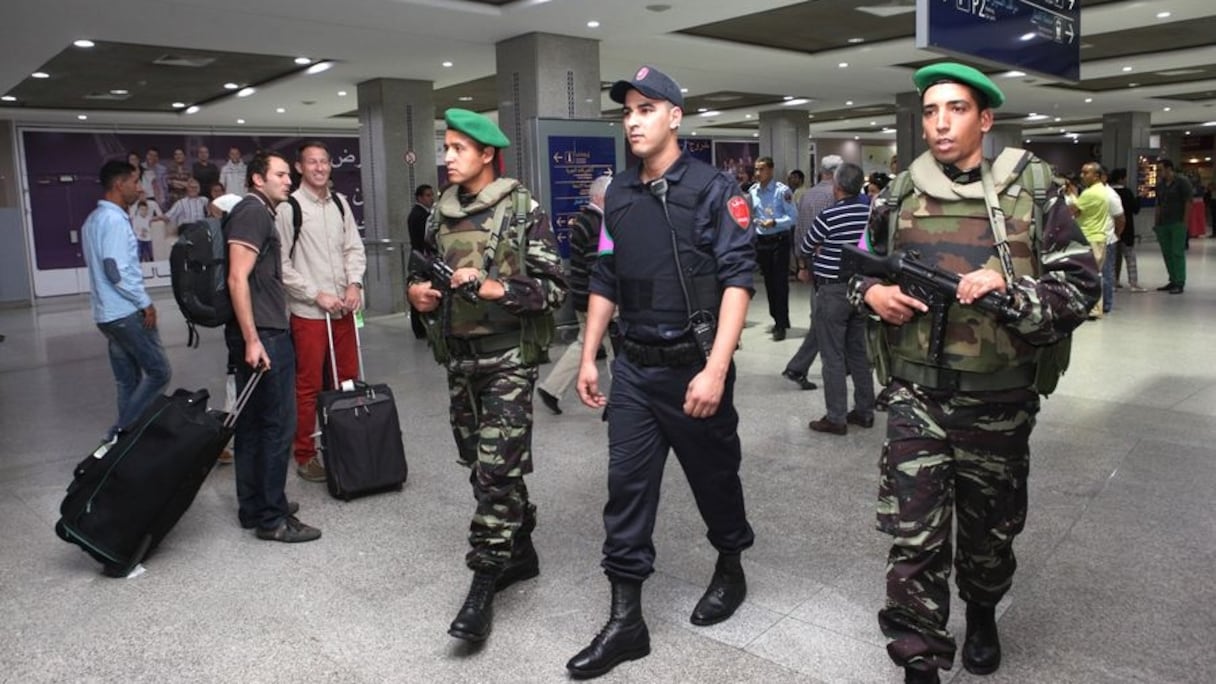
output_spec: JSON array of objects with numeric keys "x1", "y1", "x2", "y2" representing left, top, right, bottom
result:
[
  {"x1": 842, "y1": 244, "x2": 1021, "y2": 365},
  {"x1": 409, "y1": 250, "x2": 480, "y2": 303}
]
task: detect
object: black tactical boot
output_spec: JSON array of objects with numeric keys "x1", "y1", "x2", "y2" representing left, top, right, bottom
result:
[
  {"x1": 448, "y1": 569, "x2": 499, "y2": 642},
  {"x1": 566, "y1": 580, "x2": 650, "y2": 679},
  {"x1": 690, "y1": 552, "x2": 747, "y2": 626},
  {"x1": 962, "y1": 602, "x2": 1001, "y2": 675},
  {"x1": 496, "y1": 535, "x2": 539, "y2": 592},
  {"x1": 904, "y1": 666, "x2": 941, "y2": 684}
]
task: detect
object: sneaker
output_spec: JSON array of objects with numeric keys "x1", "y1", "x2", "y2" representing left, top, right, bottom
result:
[
  {"x1": 781, "y1": 369, "x2": 817, "y2": 390},
  {"x1": 297, "y1": 456, "x2": 326, "y2": 482},
  {"x1": 537, "y1": 388, "x2": 562, "y2": 415},
  {"x1": 1128, "y1": 285, "x2": 1147, "y2": 293},
  {"x1": 256, "y1": 515, "x2": 321, "y2": 543},
  {"x1": 240, "y1": 501, "x2": 300, "y2": 529},
  {"x1": 217, "y1": 447, "x2": 234, "y2": 465}
]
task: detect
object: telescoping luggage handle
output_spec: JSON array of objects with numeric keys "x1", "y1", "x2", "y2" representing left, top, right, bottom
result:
[
  {"x1": 223, "y1": 368, "x2": 264, "y2": 429},
  {"x1": 325, "y1": 311, "x2": 366, "y2": 387}
]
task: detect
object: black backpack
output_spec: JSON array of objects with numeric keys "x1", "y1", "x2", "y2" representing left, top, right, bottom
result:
[{"x1": 169, "y1": 218, "x2": 234, "y2": 348}]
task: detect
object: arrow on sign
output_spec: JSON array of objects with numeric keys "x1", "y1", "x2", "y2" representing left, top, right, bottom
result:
[
  {"x1": 553, "y1": 152, "x2": 564, "y2": 163},
  {"x1": 1064, "y1": 21, "x2": 1074, "y2": 43}
]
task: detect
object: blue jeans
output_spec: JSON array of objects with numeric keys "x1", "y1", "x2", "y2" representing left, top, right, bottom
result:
[
  {"x1": 1101, "y1": 241, "x2": 1116, "y2": 313},
  {"x1": 225, "y1": 327, "x2": 296, "y2": 531},
  {"x1": 97, "y1": 310, "x2": 172, "y2": 438}
]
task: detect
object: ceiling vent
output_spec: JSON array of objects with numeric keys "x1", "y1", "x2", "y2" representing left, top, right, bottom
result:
[
  {"x1": 856, "y1": 1, "x2": 915, "y2": 18},
  {"x1": 152, "y1": 53, "x2": 216, "y2": 68},
  {"x1": 1158, "y1": 68, "x2": 1206, "y2": 77}
]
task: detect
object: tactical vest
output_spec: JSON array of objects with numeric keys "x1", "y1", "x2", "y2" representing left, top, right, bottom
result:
[
  {"x1": 884, "y1": 150, "x2": 1041, "y2": 375},
  {"x1": 433, "y1": 178, "x2": 528, "y2": 338},
  {"x1": 606, "y1": 161, "x2": 723, "y2": 330}
]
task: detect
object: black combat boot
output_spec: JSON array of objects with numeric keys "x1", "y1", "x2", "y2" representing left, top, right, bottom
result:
[
  {"x1": 448, "y1": 569, "x2": 499, "y2": 642},
  {"x1": 566, "y1": 580, "x2": 650, "y2": 679},
  {"x1": 690, "y1": 552, "x2": 747, "y2": 626},
  {"x1": 904, "y1": 666, "x2": 941, "y2": 684},
  {"x1": 496, "y1": 510, "x2": 540, "y2": 592},
  {"x1": 962, "y1": 602, "x2": 1001, "y2": 675}
]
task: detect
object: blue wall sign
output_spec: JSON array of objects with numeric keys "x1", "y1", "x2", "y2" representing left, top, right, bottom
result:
[
  {"x1": 547, "y1": 136, "x2": 616, "y2": 259},
  {"x1": 916, "y1": 0, "x2": 1081, "y2": 83}
]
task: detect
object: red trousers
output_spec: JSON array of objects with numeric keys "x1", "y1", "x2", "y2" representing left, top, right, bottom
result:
[{"x1": 291, "y1": 314, "x2": 359, "y2": 464}]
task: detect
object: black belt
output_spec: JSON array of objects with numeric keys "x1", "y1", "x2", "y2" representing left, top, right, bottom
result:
[
  {"x1": 447, "y1": 332, "x2": 518, "y2": 358},
  {"x1": 890, "y1": 358, "x2": 1036, "y2": 392},
  {"x1": 621, "y1": 337, "x2": 703, "y2": 367},
  {"x1": 756, "y1": 232, "x2": 789, "y2": 243},
  {"x1": 814, "y1": 276, "x2": 847, "y2": 286}
]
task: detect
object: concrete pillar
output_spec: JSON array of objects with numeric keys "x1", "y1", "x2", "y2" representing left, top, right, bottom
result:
[
  {"x1": 1101, "y1": 112, "x2": 1151, "y2": 186},
  {"x1": 1158, "y1": 131, "x2": 1184, "y2": 169},
  {"x1": 356, "y1": 78, "x2": 436, "y2": 314},
  {"x1": 984, "y1": 123, "x2": 1023, "y2": 161},
  {"x1": 495, "y1": 32, "x2": 600, "y2": 192},
  {"x1": 894, "y1": 91, "x2": 925, "y2": 172},
  {"x1": 0, "y1": 119, "x2": 32, "y2": 305},
  {"x1": 758, "y1": 109, "x2": 809, "y2": 179}
]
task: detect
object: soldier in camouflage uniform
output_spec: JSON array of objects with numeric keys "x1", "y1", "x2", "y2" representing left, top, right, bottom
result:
[
  {"x1": 850, "y1": 63, "x2": 1099, "y2": 684},
  {"x1": 407, "y1": 109, "x2": 566, "y2": 644}
]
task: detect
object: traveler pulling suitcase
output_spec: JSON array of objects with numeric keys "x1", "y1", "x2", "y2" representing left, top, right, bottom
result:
[
  {"x1": 55, "y1": 372, "x2": 262, "y2": 577},
  {"x1": 317, "y1": 312, "x2": 407, "y2": 500}
]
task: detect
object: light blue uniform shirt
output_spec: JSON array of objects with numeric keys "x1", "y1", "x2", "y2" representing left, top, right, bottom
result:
[
  {"x1": 748, "y1": 180, "x2": 797, "y2": 236},
  {"x1": 81, "y1": 199, "x2": 151, "y2": 323}
]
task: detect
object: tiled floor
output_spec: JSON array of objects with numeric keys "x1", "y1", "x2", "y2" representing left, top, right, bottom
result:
[{"x1": 2, "y1": 239, "x2": 1214, "y2": 683}]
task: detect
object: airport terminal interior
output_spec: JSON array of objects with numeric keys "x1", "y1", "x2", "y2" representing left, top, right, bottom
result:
[{"x1": 3, "y1": 1, "x2": 1216, "y2": 682}]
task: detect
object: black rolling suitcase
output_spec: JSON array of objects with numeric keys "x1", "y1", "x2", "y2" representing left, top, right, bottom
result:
[
  {"x1": 317, "y1": 313, "x2": 407, "y2": 500},
  {"x1": 55, "y1": 373, "x2": 261, "y2": 577}
]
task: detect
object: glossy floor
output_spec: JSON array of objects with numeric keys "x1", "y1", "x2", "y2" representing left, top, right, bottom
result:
[{"x1": 2, "y1": 239, "x2": 1214, "y2": 683}]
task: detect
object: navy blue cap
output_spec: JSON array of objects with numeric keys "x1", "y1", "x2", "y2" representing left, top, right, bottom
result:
[{"x1": 610, "y1": 65, "x2": 684, "y2": 109}]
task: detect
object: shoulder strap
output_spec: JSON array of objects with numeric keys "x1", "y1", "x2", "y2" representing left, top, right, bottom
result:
[
  {"x1": 980, "y1": 153, "x2": 1031, "y2": 282},
  {"x1": 884, "y1": 170, "x2": 916, "y2": 253},
  {"x1": 287, "y1": 195, "x2": 302, "y2": 260},
  {"x1": 481, "y1": 186, "x2": 529, "y2": 277}
]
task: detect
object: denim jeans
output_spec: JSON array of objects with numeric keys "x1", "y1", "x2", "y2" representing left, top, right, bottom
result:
[
  {"x1": 225, "y1": 327, "x2": 296, "y2": 531},
  {"x1": 1102, "y1": 241, "x2": 1116, "y2": 313},
  {"x1": 96, "y1": 309, "x2": 172, "y2": 438}
]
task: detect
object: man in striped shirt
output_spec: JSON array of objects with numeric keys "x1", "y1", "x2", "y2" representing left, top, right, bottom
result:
[
  {"x1": 165, "y1": 178, "x2": 209, "y2": 226},
  {"x1": 800, "y1": 162, "x2": 875, "y2": 435}
]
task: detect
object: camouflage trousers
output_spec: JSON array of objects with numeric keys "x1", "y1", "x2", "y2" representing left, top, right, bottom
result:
[
  {"x1": 876, "y1": 379, "x2": 1039, "y2": 672},
  {"x1": 446, "y1": 346, "x2": 538, "y2": 572}
]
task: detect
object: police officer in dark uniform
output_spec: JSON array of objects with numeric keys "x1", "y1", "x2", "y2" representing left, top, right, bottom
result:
[{"x1": 566, "y1": 65, "x2": 757, "y2": 679}]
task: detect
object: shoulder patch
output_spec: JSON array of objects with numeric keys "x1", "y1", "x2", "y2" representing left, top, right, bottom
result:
[{"x1": 727, "y1": 195, "x2": 750, "y2": 229}]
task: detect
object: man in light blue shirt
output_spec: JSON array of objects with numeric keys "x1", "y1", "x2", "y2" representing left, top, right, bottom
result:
[
  {"x1": 82, "y1": 160, "x2": 172, "y2": 440},
  {"x1": 748, "y1": 156, "x2": 797, "y2": 340}
]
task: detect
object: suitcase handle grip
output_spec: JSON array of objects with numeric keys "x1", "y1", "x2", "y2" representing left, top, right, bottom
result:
[
  {"x1": 223, "y1": 369, "x2": 264, "y2": 429},
  {"x1": 325, "y1": 312, "x2": 365, "y2": 385}
]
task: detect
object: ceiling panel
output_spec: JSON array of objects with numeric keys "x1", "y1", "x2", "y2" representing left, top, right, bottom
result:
[{"x1": 678, "y1": 0, "x2": 914, "y2": 54}]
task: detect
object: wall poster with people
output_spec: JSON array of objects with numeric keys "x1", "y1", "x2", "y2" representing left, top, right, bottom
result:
[
  {"x1": 19, "y1": 129, "x2": 361, "y2": 297},
  {"x1": 712, "y1": 140, "x2": 761, "y2": 191}
]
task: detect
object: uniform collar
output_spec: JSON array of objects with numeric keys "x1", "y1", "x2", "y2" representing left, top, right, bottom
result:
[{"x1": 628, "y1": 151, "x2": 692, "y2": 188}]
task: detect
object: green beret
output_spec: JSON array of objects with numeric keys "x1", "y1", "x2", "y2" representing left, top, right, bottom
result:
[
  {"x1": 913, "y1": 62, "x2": 1005, "y2": 109},
  {"x1": 444, "y1": 108, "x2": 510, "y2": 149}
]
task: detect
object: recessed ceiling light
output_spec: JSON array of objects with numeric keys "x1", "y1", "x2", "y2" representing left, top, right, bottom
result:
[
  {"x1": 338, "y1": 90, "x2": 348, "y2": 97},
  {"x1": 295, "y1": 57, "x2": 311, "y2": 65},
  {"x1": 306, "y1": 61, "x2": 332, "y2": 75},
  {"x1": 224, "y1": 82, "x2": 240, "y2": 90},
  {"x1": 680, "y1": 88, "x2": 688, "y2": 93},
  {"x1": 109, "y1": 89, "x2": 128, "y2": 95},
  {"x1": 276, "y1": 107, "x2": 286, "y2": 113},
  {"x1": 172, "y1": 102, "x2": 186, "y2": 109},
  {"x1": 442, "y1": 61, "x2": 453, "y2": 68},
  {"x1": 697, "y1": 107, "x2": 708, "y2": 112},
  {"x1": 1128, "y1": 82, "x2": 1139, "y2": 87},
  {"x1": 237, "y1": 87, "x2": 256, "y2": 97},
  {"x1": 1004, "y1": 70, "x2": 1026, "y2": 78},
  {"x1": 870, "y1": 121, "x2": 877, "y2": 125},
  {"x1": 1205, "y1": 122, "x2": 1216, "y2": 127},
  {"x1": 853, "y1": 135, "x2": 859, "y2": 140},
  {"x1": 845, "y1": 100, "x2": 854, "y2": 106},
  {"x1": 1157, "y1": 11, "x2": 1171, "y2": 19},
  {"x1": 1084, "y1": 97, "x2": 1093, "y2": 103},
  {"x1": 185, "y1": 105, "x2": 200, "y2": 114},
  {"x1": 1019, "y1": 33, "x2": 1035, "y2": 42},
  {"x1": 1, "y1": 95, "x2": 15, "y2": 102},
  {"x1": 1025, "y1": 139, "x2": 1031, "y2": 143},
  {"x1": 782, "y1": 98, "x2": 810, "y2": 106},
  {"x1": 698, "y1": 110, "x2": 721, "y2": 117},
  {"x1": 1122, "y1": 66, "x2": 1133, "y2": 72},
  {"x1": 1054, "y1": 117, "x2": 1061, "y2": 122},
  {"x1": 74, "y1": 39, "x2": 95, "y2": 48},
  {"x1": 690, "y1": 131, "x2": 697, "y2": 136},
  {"x1": 32, "y1": 72, "x2": 49, "y2": 79},
  {"x1": 237, "y1": 118, "x2": 245, "y2": 124},
  {"x1": 1059, "y1": 128, "x2": 1066, "y2": 132},
  {"x1": 77, "y1": 114, "x2": 87, "y2": 120},
  {"x1": 587, "y1": 20, "x2": 600, "y2": 28},
  {"x1": 847, "y1": 37, "x2": 864, "y2": 44},
  {"x1": 1186, "y1": 130, "x2": 1191, "y2": 135},
  {"x1": 783, "y1": 95, "x2": 794, "y2": 101},
  {"x1": 838, "y1": 62, "x2": 849, "y2": 68},
  {"x1": 1164, "y1": 106, "x2": 1172, "y2": 111},
  {"x1": 458, "y1": 96, "x2": 473, "y2": 102},
  {"x1": 745, "y1": 114, "x2": 752, "y2": 119}
]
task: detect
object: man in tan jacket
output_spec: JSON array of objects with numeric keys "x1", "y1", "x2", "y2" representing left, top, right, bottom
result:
[{"x1": 277, "y1": 141, "x2": 366, "y2": 482}]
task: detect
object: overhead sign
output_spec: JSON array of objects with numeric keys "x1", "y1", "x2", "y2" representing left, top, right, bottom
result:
[
  {"x1": 547, "y1": 135, "x2": 616, "y2": 259},
  {"x1": 916, "y1": 0, "x2": 1081, "y2": 83}
]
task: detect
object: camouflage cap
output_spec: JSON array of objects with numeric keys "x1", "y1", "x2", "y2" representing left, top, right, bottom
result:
[
  {"x1": 913, "y1": 62, "x2": 1005, "y2": 109},
  {"x1": 444, "y1": 108, "x2": 510, "y2": 149}
]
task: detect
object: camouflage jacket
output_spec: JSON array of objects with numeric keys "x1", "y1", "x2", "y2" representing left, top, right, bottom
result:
[
  {"x1": 423, "y1": 177, "x2": 566, "y2": 337},
  {"x1": 850, "y1": 149, "x2": 1099, "y2": 369}
]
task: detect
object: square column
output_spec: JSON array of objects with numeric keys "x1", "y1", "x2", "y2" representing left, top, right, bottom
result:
[
  {"x1": 894, "y1": 91, "x2": 926, "y2": 172},
  {"x1": 1101, "y1": 112, "x2": 1151, "y2": 185},
  {"x1": 356, "y1": 78, "x2": 436, "y2": 314},
  {"x1": 758, "y1": 109, "x2": 810, "y2": 179}
]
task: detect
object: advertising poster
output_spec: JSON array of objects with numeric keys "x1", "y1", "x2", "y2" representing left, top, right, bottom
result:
[{"x1": 713, "y1": 140, "x2": 760, "y2": 189}]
